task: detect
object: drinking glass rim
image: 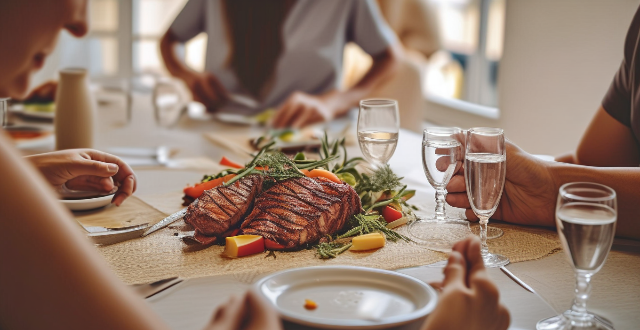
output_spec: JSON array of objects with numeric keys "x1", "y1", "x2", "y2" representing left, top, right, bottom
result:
[
  {"x1": 559, "y1": 182, "x2": 617, "y2": 202},
  {"x1": 468, "y1": 127, "x2": 503, "y2": 136},
  {"x1": 360, "y1": 99, "x2": 398, "y2": 107},
  {"x1": 424, "y1": 127, "x2": 463, "y2": 136}
]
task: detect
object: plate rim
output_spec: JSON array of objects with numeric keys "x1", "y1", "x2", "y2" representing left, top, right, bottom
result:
[
  {"x1": 253, "y1": 265, "x2": 438, "y2": 329},
  {"x1": 59, "y1": 193, "x2": 114, "y2": 211}
]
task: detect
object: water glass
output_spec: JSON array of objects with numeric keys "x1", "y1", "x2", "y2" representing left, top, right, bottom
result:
[
  {"x1": 408, "y1": 127, "x2": 470, "y2": 250},
  {"x1": 537, "y1": 182, "x2": 617, "y2": 330},
  {"x1": 464, "y1": 127, "x2": 509, "y2": 267},
  {"x1": 0, "y1": 98, "x2": 9, "y2": 128},
  {"x1": 357, "y1": 99, "x2": 399, "y2": 168}
]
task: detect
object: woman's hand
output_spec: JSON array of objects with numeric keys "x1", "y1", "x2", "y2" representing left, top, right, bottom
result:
[
  {"x1": 422, "y1": 236, "x2": 510, "y2": 330},
  {"x1": 445, "y1": 141, "x2": 558, "y2": 227},
  {"x1": 26, "y1": 149, "x2": 137, "y2": 206},
  {"x1": 203, "y1": 290, "x2": 282, "y2": 330},
  {"x1": 272, "y1": 91, "x2": 337, "y2": 128},
  {"x1": 183, "y1": 70, "x2": 229, "y2": 113}
]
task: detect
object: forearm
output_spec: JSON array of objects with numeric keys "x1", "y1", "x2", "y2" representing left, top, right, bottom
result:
[
  {"x1": 549, "y1": 162, "x2": 640, "y2": 239},
  {"x1": 0, "y1": 134, "x2": 169, "y2": 330},
  {"x1": 326, "y1": 43, "x2": 402, "y2": 116},
  {"x1": 160, "y1": 30, "x2": 193, "y2": 81}
]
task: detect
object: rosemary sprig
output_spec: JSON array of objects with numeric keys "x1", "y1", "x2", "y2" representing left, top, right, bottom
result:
[
  {"x1": 338, "y1": 214, "x2": 411, "y2": 243},
  {"x1": 316, "y1": 241, "x2": 353, "y2": 259}
]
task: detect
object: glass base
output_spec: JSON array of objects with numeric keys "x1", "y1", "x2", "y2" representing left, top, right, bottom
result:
[
  {"x1": 537, "y1": 312, "x2": 614, "y2": 330},
  {"x1": 482, "y1": 252, "x2": 509, "y2": 268},
  {"x1": 469, "y1": 223, "x2": 504, "y2": 239},
  {"x1": 408, "y1": 218, "x2": 472, "y2": 252}
]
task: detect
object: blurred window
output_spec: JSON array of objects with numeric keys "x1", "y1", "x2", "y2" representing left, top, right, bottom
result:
[
  {"x1": 78, "y1": 0, "x2": 206, "y2": 78},
  {"x1": 426, "y1": 0, "x2": 505, "y2": 107}
]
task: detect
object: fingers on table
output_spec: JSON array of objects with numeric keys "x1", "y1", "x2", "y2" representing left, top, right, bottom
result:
[{"x1": 273, "y1": 100, "x2": 302, "y2": 128}]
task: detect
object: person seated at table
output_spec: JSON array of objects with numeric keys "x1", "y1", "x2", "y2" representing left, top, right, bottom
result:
[
  {"x1": 446, "y1": 5, "x2": 640, "y2": 240},
  {"x1": 160, "y1": 0, "x2": 402, "y2": 128}
]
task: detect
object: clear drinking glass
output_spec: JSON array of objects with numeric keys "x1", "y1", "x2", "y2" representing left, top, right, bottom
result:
[
  {"x1": 537, "y1": 182, "x2": 617, "y2": 330},
  {"x1": 464, "y1": 127, "x2": 509, "y2": 267},
  {"x1": 408, "y1": 127, "x2": 471, "y2": 250},
  {"x1": 357, "y1": 99, "x2": 400, "y2": 168}
]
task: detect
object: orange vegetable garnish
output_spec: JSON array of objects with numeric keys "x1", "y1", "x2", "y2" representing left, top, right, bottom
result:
[
  {"x1": 305, "y1": 169, "x2": 341, "y2": 184},
  {"x1": 304, "y1": 299, "x2": 318, "y2": 310},
  {"x1": 220, "y1": 156, "x2": 244, "y2": 169},
  {"x1": 183, "y1": 173, "x2": 237, "y2": 199}
]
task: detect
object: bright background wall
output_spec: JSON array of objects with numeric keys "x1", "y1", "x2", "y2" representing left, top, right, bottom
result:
[{"x1": 425, "y1": 0, "x2": 640, "y2": 155}]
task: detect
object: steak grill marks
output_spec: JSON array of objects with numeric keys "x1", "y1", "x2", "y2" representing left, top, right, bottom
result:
[
  {"x1": 241, "y1": 177, "x2": 361, "y2": 250},
  {"x1": 184, "y1": 175, "x2": 263, "y2": 238}
]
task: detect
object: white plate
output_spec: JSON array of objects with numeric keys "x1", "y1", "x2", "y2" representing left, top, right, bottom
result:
[
  {"x1": 60, "y1": 194, "x2": 114, "y2": 211},
  {"x1": 254, "y1": 266, "x2": 438, "y2": 329}
]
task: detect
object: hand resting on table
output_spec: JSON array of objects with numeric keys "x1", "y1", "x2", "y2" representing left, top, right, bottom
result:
[{"x1": 26, "y1": 149, "x2": 137, "y2": 206}]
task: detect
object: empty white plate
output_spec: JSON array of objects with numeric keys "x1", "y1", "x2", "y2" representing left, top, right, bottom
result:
[
  {"x1": 60, "y1": 194, "x2": 114, "y2": 211},
  {"x1": 254, "y1": 266, "x2": 438, "y2": 329}
]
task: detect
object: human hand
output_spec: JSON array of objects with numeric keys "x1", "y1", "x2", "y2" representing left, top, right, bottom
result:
[
  {"x1": 26, "y1": 149, "x2": 137, "y2": 206},
  {"x1": 272, "y1": 91, "x2": 335, "y2": 128},
  {"x1": 202, "y1": 290, "x2": 283, "y2": 330},
  {"x1": 19, "y1": 80, "x2": 58, "y2": 103},
  {"x1": 183, "y1": 70, "x2": 229, "y2": 112},
  {"x1": 445, "y1": 140, "x2": 557, "y2": 227},
  {"x1": 422, "y1": 236, "x2": 510, "y2": 330}
]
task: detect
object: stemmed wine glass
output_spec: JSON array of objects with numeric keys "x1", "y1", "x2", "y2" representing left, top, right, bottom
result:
[
  {"x1": 465, "y1": 127, "x2": 509, "y2": 267},
  {"x1": 357, "y1": 99, "x2": 400, "y2": 168},
  {"x1": 408, "y1": 127, "x2": 471, "y2": 250},
  {"x1": 537, "y1": 182, "x2": 617, "y2": 330}
]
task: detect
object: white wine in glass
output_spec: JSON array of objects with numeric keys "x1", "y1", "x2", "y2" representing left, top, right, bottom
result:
[
  {"x1": 357, "y1": 99, "x2": 400, "y2": 167},
  {"x1": 465, "y1": 127, "x2": 509, "y2": 268},
  {"x1": 537, "y1": 182, "x2": 616, "y2": 330}
]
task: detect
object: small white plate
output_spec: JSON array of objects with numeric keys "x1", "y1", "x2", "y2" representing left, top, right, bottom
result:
[
  {"x1": 254, "y1": 266, "x2": 438, "y2": 329},
  {"x1": 60, "y1": 194, "x2": 114, "y2": 211}
]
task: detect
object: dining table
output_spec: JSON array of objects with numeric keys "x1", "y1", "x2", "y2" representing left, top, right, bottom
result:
[{"x1": 12, "y1": 90, "x2": 640, "y2": 330}]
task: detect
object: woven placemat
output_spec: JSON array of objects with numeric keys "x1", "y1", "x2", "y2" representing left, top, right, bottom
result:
[{"x1": 78, "y1": 195, "x2": 561, "y2": 284}]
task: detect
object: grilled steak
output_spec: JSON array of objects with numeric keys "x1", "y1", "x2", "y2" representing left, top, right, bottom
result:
[
  {"x1": 184, "y1": 175, "x2": 263, "y2": 243},
  {"x1": 241, "y1": 177, "x2": 362, "y2": 250}
]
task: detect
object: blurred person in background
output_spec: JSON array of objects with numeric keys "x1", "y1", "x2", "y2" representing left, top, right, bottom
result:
[
  {"x1": 446, "y1": 5, "x2": 640, "y2": 240},
  {"x1": 1, "y1": 1, "x2": 510, "y2": 329},
  {"x1": 161, "y1": 0, "x2": 402, "y2": 128}
]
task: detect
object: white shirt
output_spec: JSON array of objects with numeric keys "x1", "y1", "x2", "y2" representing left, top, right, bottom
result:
[{"x1": 170, "y1": 0, "x2": 397, "y2": 115}]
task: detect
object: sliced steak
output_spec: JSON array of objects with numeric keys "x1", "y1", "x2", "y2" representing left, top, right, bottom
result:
[
  {"x1": 241, "y1": 176, "x2": 362, "y2": 250},
  {"x1": 184, "y1": 175, "x2": 263, "y2": 243}
]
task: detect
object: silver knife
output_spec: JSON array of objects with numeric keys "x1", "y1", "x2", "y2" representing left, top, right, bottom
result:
[
  {"x1": 142, "y1": 208, "x2": 188, "y2": 237},
  {"x1": 500, "y1": 266, "x2": 535, "y2": 294}
]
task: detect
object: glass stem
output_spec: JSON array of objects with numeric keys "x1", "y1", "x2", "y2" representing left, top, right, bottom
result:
[
  {"x1": 479, "y1": 217, "x2": 489, "y2": 257},
  {"x1": 570, "y1": 272, "x2": 592, "y2": 318},
  {"x1": 434, "y1": 187, "x2": 447, "y2": 221}
]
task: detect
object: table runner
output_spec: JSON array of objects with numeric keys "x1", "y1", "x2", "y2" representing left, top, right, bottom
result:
[{"x1": 77, "y1": 196, "x2": 561, "y2": 284}]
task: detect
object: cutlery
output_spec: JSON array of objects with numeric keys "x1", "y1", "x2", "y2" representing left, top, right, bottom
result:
[
  {"x1": 142, "y1": 208, "x2": 187, "y2": 237},
  {"x1": 130, "y1": 276, "x2": 183, "y2": 299},
  {"x1": 87, "y1": 223, "x2": 150, "y2": 245},
  {"x1": 500, "y1": 266, "x2": 535, "y2": 294}
]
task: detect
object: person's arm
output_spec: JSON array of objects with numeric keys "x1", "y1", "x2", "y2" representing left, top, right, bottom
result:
[
  {"x1": 271, "y1": 42, "x2": 402, "y2": 128},
  {"x1": 556, "y1": 107, "x2": 640, "y2": 166},
  {"x1": 446, "y1": 141, "x2": 640, "y2": 240},
  {"x1": 0, "y1": 134, "x2": 169, "y2": 330},
  {"x1": 160, "y1": 30, "x2": 228, "y2": 111}
]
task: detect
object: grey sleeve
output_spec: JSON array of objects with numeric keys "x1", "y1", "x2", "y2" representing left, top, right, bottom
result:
[
  {"x1": 347, "y1": 0, "x2": 398, "y2": 56},
  {"x1": 168, "y1": 0, "x2": 206, "y2": 43}
]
